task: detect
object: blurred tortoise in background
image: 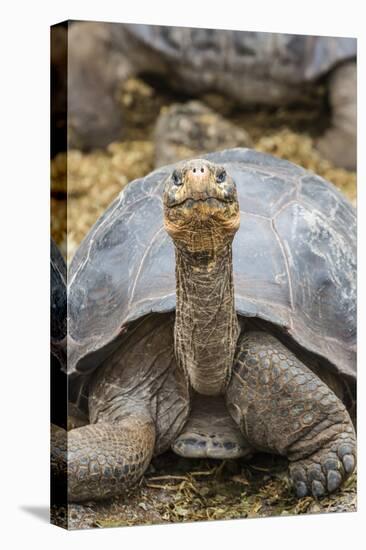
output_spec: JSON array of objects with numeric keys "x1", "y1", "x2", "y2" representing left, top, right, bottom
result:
[
  {"x1": 54, "y1": 148, "x2": 356, "y2": 502},
  {"x1": 59, "y1": 22, "x2": 356, "y2": 169}
]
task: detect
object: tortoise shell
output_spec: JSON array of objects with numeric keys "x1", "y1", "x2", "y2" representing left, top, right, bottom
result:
[
  {"x1": 120, "y1": 25, "x2": 356, "y2": 84},
  {"x1": 68, "y1": 149, "x2": 356, "y2": 383}
]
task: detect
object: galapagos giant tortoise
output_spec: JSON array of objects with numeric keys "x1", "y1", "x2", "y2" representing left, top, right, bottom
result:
[
  {"x1": 59, "y1": 148, "x2": 356, "y2": 502},
  {"x1": 62, "y1": 22, "x2": 356, "y2": 168}
]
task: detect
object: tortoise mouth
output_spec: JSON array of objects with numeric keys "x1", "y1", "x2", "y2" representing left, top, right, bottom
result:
[{"x1": 169, "y1": 196, "x2": 235, "y2": 209}]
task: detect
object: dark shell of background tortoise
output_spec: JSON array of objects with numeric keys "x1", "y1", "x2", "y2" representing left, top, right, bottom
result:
[
  {"x1": 51, "y1": 239, "x2": 68, "y2": 429},
  {"x1": 121, "y1": 25, "x2": 356, "y2": 87},
  {"x1": 51, "y1": 239, "x2": 67, "y2": 369},
  {"x1": 68, "y1": 149, "x2": 356, "y2": 388}
]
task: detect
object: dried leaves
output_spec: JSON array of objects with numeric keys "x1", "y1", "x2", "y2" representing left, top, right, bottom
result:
[{"x1": 63, "y1": 455, "x2": 356, "y2": 529}]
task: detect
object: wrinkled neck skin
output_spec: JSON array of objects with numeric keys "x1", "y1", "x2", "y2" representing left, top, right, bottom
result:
[{"x1": 174, "y1": 242, "x2": 239, "y2": 396}]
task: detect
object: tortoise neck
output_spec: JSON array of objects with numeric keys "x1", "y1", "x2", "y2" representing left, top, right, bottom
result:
[{"x1": 174, "y1": 243, "x2": 239, "y2": 396}]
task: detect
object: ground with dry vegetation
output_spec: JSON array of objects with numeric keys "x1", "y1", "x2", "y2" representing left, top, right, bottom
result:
[
  {"x1": 52, "y1": 452, "x2": 356, "y2": 530},
  {"x1": 51, "y1": 77, "x2": 357, "y2": 528}
]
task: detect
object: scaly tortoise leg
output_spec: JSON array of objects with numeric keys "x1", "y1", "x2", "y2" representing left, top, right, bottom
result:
[
  {"x1": 52, "y1": 413, "x2": 155, "y2": 502},
  {"x1": 315, "y1": 61, "x2": 357, "y2": 170},
  {"x1": 226, "y1": 331, "x2": 356, "y2": 498}
]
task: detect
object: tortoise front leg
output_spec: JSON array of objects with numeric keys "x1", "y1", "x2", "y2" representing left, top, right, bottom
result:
[
  {"x1": 226, "y1": 331, "x2": 356, "y2": 498},
  {"x1": 52, "y1": 414, "x2": 155, "y2": 502},
  {"x1": 315, "y1": 61, "x2": 356, "y2": 170}
]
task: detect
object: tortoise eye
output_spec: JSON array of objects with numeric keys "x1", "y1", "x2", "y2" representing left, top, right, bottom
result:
[
  {"x1": 216, "y1": 169, "x2": 226, "y2": 184},
  {"x1": 172, "y1": 170, "x2": 182, "y2": 186}
]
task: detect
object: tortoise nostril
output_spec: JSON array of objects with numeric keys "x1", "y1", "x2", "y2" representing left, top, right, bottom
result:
[{"x1": 192, "y1": 166, "x2": 205, "y2": 175}]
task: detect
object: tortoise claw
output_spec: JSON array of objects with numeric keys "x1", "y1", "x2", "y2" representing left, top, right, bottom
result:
[
  {"x1": 342, "y1": 454, "x2": 355, "y2": 474},
  {"x1": 327, "y1": 470, "x2": 342, "y2": 493},
  {"x1": 295, "y1": 481, "x2": 308, "y2": 498},
  {"x1": 289, "y1": 434, "x2": 356, "y2": 499}
]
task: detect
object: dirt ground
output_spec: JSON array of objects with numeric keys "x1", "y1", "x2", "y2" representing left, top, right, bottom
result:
[{"x1": 51, "y1": 77, "x2": 357, "y2": 529}]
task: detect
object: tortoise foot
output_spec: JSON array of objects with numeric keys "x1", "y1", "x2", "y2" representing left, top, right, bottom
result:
[
  {"x1": 315, "y1": 61, "x2": 356, "y2": 171},
  {"x1": 315, "y1": 128, "x2": 356, "y2": 171},
  {"x1": 226, "y1": 331, "x2": 356, "y2": 499},
  {"x1": 289, "y1": 431, "x2": 356, "y2": 498},
  {"x1": 52, "y1": 415, "x2": 156, "y2": 502}
]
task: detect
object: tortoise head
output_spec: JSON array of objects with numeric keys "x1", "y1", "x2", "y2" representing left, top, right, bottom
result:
[{"x1": 163, "y1": 159, "x2": 240, "y2": 256}]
